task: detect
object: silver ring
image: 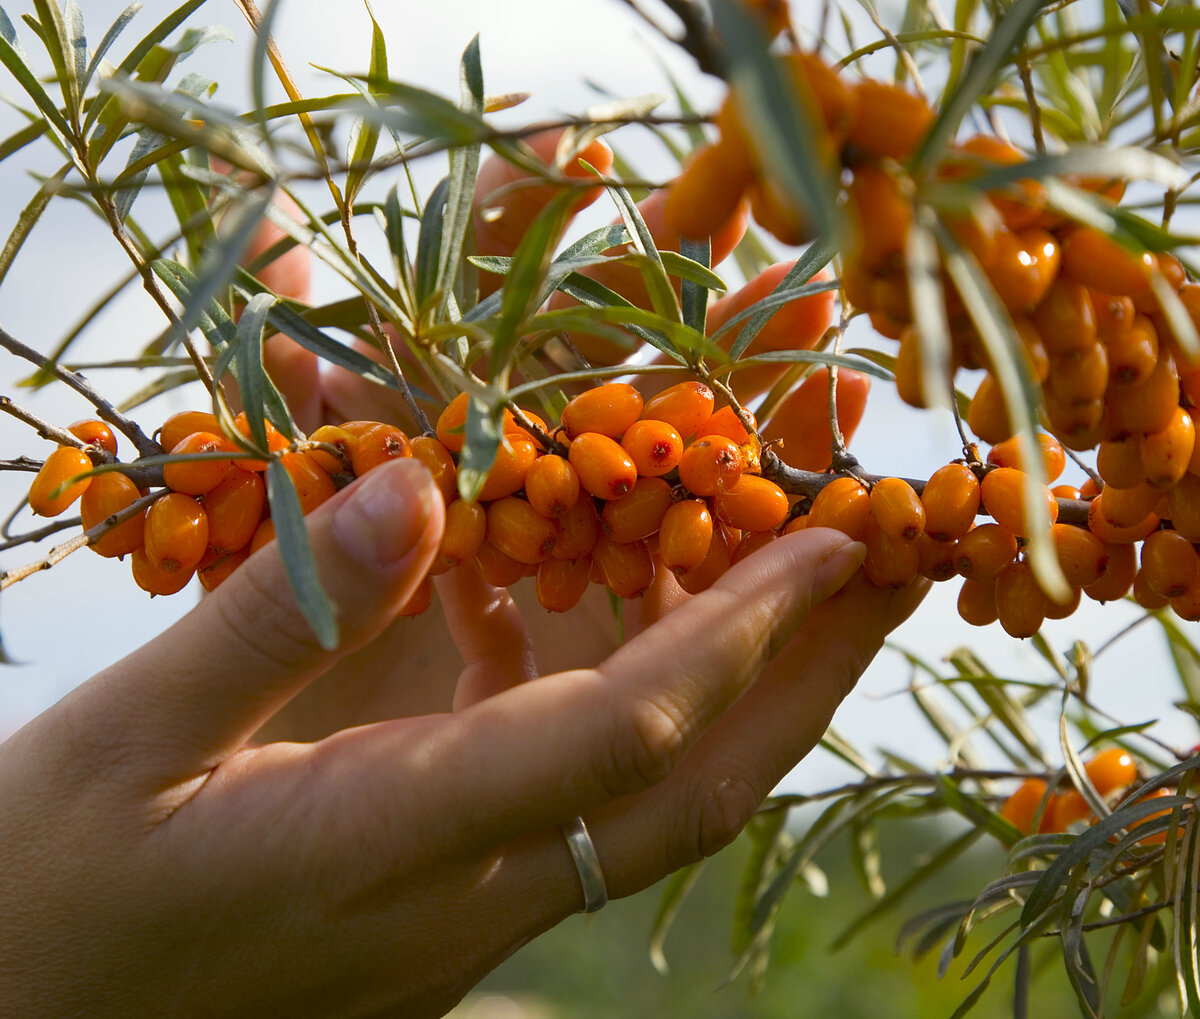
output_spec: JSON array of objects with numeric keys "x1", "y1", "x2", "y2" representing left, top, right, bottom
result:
[{"x1": 560, "y1": 816, "x2": 608, "y2": 913}]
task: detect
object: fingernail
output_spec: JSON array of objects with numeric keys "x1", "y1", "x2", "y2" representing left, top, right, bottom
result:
[
  {"x1": 812, "y1": 541, "x2": 866, "y2": 602},
  {"x1": 333, "y1": 459, "x2": 434, "y2": 567}
]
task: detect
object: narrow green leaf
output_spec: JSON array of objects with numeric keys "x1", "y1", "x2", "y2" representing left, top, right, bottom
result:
[
  {"x1": 249, "y1": 0, "x2": 281, "y2": 146},
  {"x1": 415, "y1": 176, "x2": 448, "y2": 307},
  {"x1": 457, "y1": 396, "x2": 501, "y2": 502},
  {"x1": 0, "y1": 117, "x2": 47, "y2": 161},
  {"x1": 344, "y1": 0, "x2": 386, "y2": 206},
  {"x1": 234, "y1": 293, "x2": 277, "y2": 451},
  {"x1": 81, "y1": 1, "x2": 141, "y2": 93},
  {"x1": 679, "y1": 237, "x2": 710, "y2": 333},
  {"x1": 0, "y1": 31, "x2": 71, "y2": 138},
  {"x1": 265, "y1": 459, "x2": 338, "y2": 652},
  {"x1": 727, "y1": 349, "x2": 891, "y2": 379},
  {"x1": 31, "y1": 0, "x2": 76, "y2": 121},
  {"x1": 648, "y1": 861, "x2": 705, "y2": 975}
]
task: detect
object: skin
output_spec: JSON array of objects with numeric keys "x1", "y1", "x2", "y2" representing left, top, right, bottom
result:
[{"x1": 0, "y1": 150, "x2": 923, "y2": 1015}]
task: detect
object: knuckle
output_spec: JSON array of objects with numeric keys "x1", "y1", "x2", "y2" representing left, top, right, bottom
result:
[
  {"x1": 605, "y1": 694, "x2": 691, "y2": 797},
  {"x1": 685, "y1": 772, "x2": 763, "y2": 865}
]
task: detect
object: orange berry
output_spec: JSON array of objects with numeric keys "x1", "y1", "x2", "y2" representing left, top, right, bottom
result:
[
  {"x1": 433, "y1": 499, "x2": 487, "y2": 573},
  {"x1": 861, "y1": 516, "x2": 920, "y2": 589},
  {"x1": 1098, "y1": 482, "x2": 1160, "y2": 529},
  {"x1": 1140, "y1": 406, "x2": 1195, "y2": 489},
  {"x1": 197, "y1": 548, "x2": 249, "y2": 592},
  {"x1": 987, "y1": 433, "x2": 1065, "y2": 483},
  {"x1": 201, "y1": 469, "x2": 266, "y2": 553},
  {"x1": 307, "y1": 425, "x2": 354, "y2": 475},
  {"x1": 621, "y1": 418, "x2": 683, "y2": 477},
  {"x1": 1086, "y1": 493, "x2": 1159, "y2": 544},
  {"x1": 568, "y1": 432, "x2": 638, "y2": 501},
  {"x1": 1133, "y1": 568, "x2": 1170, "y2": 610},
  {"x1": 1031, "y1": 277, "x2": 1097, "y2": 357},
  {"x1": 552, "y1": 496, "x2": 601, "y2": 560},
  {"x1": 486, "y1": 497, "x2": 557, "y2": 565},
  {"x1": 561, "y1": 382, "x2": 644, "y2": 440},
  {"x1": 702, "y1": 406, "x2": 756, "y2": 446},
  {"x1": 1050, "y1": 522, "x2": 1108, "y2": 588},
  {"x1": 988, "y1": 228, "x2": 1060, "y2": 313},
  {"x1": 131, "y1": 546, "x2": 194, "y2": 596},
  {"x1": 536, "y1": 556, "x2": 593, "y2": 612},
  {"x1": 1106, "y1": 313, "x2": 1158, "y2": 387},
  {"x1": 713, "y1": 475, "x2": 788, "y2": 533},
  {"x1": 163, "y1": 431, "x2": 234, "y2": 495},
  {"x1": 957, "y1": 576, "x2": 999, "y2": 626},
  {"x1": 1131, "y1": 787, "x2": 1176, "y2": 845},
  {"x1": 1167, "y1": 474, "x2": 1200, "y2": 542},
  {"x1": 477, "y1": 436, "x2": 539, "y2": 502},
  {"x1": 980, "y1": 467, "x2": 1058, "y2": 537},
  {"x1": 249, "y1": 518, "x2": 275, "y2": 555},
  {"x1": 954, "y1": 522, "x2": 1018, "y2": 580},
  {"x1": 966, "y1": 374, "x2": 1012, "y2": 445},
  {"x1": 232, "y1": 412, "x2": 289, "y2": 472},
  {"x1": 659, "y1": 499, "x2": 714, "y2": 574},
  {"x1": 807, "y1": 476, "x2": 872, "y2": 542},
  {"x1": 917, "y1": 534, "x2": 958, "y2": 582},
  {"x1": 1140, "y1": 529, "x2": 1199, "y2": 598},
  {"x1": 144, "y1": 492, "x2": 209, "y2": 574},
  {"x1": 435, "y1": 393, "x2": 470, "y2": 452},
  {"x1": 525, "y1": 454, "x2": 580, "y2": 518},
  {"x1": 68, "y1": 419, "x2": 117, "y2": 456},
  {"x1": 845, "y1": 79, "x2": 933, "y2": 160},
  {"x1": 640, "y1": 381, "x2": 715, "y2": 441},
  {"x1": 1086, "y1": 748, "x2": 1138, "y2": 797},
  {"x1": 1096, "y1": 437, "x2": 1144, "y2": 489},
  {"x1": 278, "y1": 452, "x2": 335, "y2": 514},
  {"x1": 869, "y1": 477, "x2": 925, "y2": 542},
  {"x1": 1051, "y1": 484, "x2": 1082, "y2": 501},
  {"x1": 158, "y1": 411, "x2": 219, "y2": 456},
  {"x1": 592, "y1": 536, "x2": 655, "y2": 599},
  {"x1": 746, "y1": 176, "x2": 811, "y2": 246},
  {"x1": 475, "y1": 540, "x2": 526, "y2": 588},
  {"x1": 731, "y1": 529, "x2": 778, "y2": 566},
  {"x1": 845, "y1": 164, "x2": 912, "y2": 273},
  {"x1": 763, "y1": 368, "x2": 871, "y2": 471},
  {"x1": 410, "y1": 436, "x2": 457, "y2": 504},
  {"x1": 995, "y1": 559, "x2": 1046, "y2": 638},
  {"x1": 1083, "y1": 541, "x2": 1137, "y2": 603},
  {"x1": 79, "y1": 472, "x2": 145, "y2": 557},
  {"x1": 350, "y1": 424, "x2": 412, "y2": 476},
  {"x1": 664, "y1": 141, "x2": 753, "y2": 242},
  {"x1": 1048, "y1": 790, "x2": 1092, "y2": 831},
  {"x1": 28, "y1": 445, "x2": 93, "y2": 517},
  {"x1": 1061, "y1": 227, "x2": 1156, "y2": 300},
  {"x1": 397, "y1": 574, "x2": 434, "y2": 617},
  {"x1": 601, "y1": 477, "x2": 672, "y2": 543},
  {"x1": 678, "y1": 435, "x2": 744, "y2": 497},
  {"x1": 1107, "y1": 352, "x2": 1179, "y2": 436},
  {"x1": 922, "y1": 463, "x2": 981, "y2": 541},
  {"x1": 674, "y1": 524, "x2": 734, "y2": 595},
  {"x1": 955, "y1": 136, "x2": 1047, "y2": 231},
  {"x1": 1000, "y1": 778, "x2": 1051, "y2": 834}
]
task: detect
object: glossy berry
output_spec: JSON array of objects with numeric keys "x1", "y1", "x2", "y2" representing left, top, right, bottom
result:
[
  {"x1": 869, "y1": 477, "x2": 925, "y2": 541},
  {"x1": 475, "y1": 540, "x2": 527, "y2": 588},
  {"x1": 561, "y1": 382, "x2": 644, "y2": 440},
  {"x1": 954, "y1": 523, "x2": 1018, "y2": 580},
  {"x1": 987, "y1": 433, "x2": 1065, "y2": 483},
  {"x1": 131, "y1": 546, "x2": 195, "y2": 596},
  {"x1": 664, "y1": 141, "x2": 753, "y2": 242},
  {"x1": 592, "y1": 536, "x2": 655, "y2": 599},
  {"x1": 1140, "y1": 407, "x2": 1195, "y2": 489},
  {"x1": 435, "y1": 500, "x2": 487, "y2": 573},
  {"x1": 397, "y1": 574, "x2": 434, "y2": 617},
  {"x1": 1000, "y1": 778, "x2": 1050, "y2": 834},
  {"x1": 350, "y1": 424, "x2": 412, "y2": 476},
  {"x1": 198, "y1": 549, "x2": 249, "y2": 592},
  {"x1": 1140, "y1": 529, "x2": 1199, "y2": 599},
  {"x1": 280, "y1": 452, "x2": 337, "y2": 514},
  {"x1": 921, "y1": 463, "x2": 981, "y2": 541},
  {"x1": 861, "y1": 517, "x2": 920, "y2": 589},
  {"x1": 916, "y1": 534, "x2": 957, "y2": 582},
  {"x1": 658, "y1": 499, "x2": 714, "y2": 575},
  {"x1": 807, "y1": 477, "x2": 871, "y2": 542},
  {"x1": 713, "y1": 475, "x2": 788, "y2": 533},
  {"x1": 200, "y1": 470, "x2": 266, "y2": 554},
  {"x1": 536, "y1": 556, "x2": 593, "y2": 613},
  {"x1": 486, "y1": 498, "x2": 557, "y2": 565},
  {"x1": 1050, "y1": 523, "x2": 1108, "y2": 588},
  {"x1": 410, "y1": 436, "x2": 457, "y2": 504},
  {"x1": 307, "y1": 425, "x2": 355, "y2": 476},
  {"x1": 1083, "y1": 541, "x2": 1137, "y2": 603},
  {"x1": 68, "y1": 419, "x2": 117, "y2": 456},
  {"x1": 525, "y1": 454, "x2": 580, "y2": 518},
  {"x1": 569, "y1": 432, "x2": 638, "y2": 501},
  {"x1": 552, "y1": 496, "x2": 601, "y2": 560},
  {"x1": 435, "y1": 393, "x2": 471, "y2": 452},
  {"x1": 995, "y1": 560, "x2": 1046, "y2": 639},
  {"x1": 980, "y1": 467, "x2": 1057, "y2": 536},
  {"x1": 601, "y1": 477, "x2": 672, "y2": 543},
  {"x1": 144, "y1": 492, "x2": 209, "y2": 574},
  {"x1": 29, "y1": 445, "x2": 93, "y2": 517},
  {"x1": 957, "y1": 576, "x2": 999, "y2": 626},
  {"x1": 158, "y1": 411, "x2": 220, "y2": 456},
  {"x1": 163, "y1": 431, "x2": 233, "y2": 495},
  {"x1": 1086, "y1": 748, "x2": 1137, "y2": 796},
  {"x1": 476, "y1": 436, "x2": 539, "y2": 502},
  {"x1": 621, "y1": 419, "x2": 683, "y2": 477},
  {"x1": 640, "y1": 381, "x2": 715, "y2": 441},
  {"x1": 678, "y1": 435, "x2": 744, "y2": 497},
  {"x1": 232, "y1": 412, "x2": 289, "y2": 472},
  {"x1": 79, "y1": 472, "x2": 145, "y2": 558}
]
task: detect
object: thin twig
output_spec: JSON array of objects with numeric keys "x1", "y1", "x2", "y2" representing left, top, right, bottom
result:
[
  {"x1": 0, "y1": 397, "x2": 99, "y2": 455},
  {"x1": 0, "y1": 515, "x2": 83, "y2": 552}
]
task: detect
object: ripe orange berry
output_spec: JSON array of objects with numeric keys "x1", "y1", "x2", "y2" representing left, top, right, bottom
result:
[
  {"x1": 1140, "y1": 529, "x2": 1199, "y2": 599},
  {"x1": 350, "y1": 424, "x2": 412, "y2": 476},
  {"x1": 1061, "y1": 227, "x2": 1155, "y2": 301},
  {"x1": 131, "y1": 546, "x2": 195, "y2": 596},
  {"x1": 1096, "y1": 437, "x2": 1144, "y2": 489},
  {"x1": 640, "y1": 381, "x2": 715, "y2": 441},
  {"x1": 1000, "y1": 778, "x2": 1051, "y2": 834},
  {"x1": 1133, "y1": 569, "x2": 1170, "y2": 610},
  {"x1": 601, "y1": 477, "x2": 672, "y2": 543},
  {"x1": 1131, "y1": 787, "x2": 1176, "y2": 845},
  {"x1": 68, "y1": 419, "x2": 117, "y2": 456},
  {"x1": 807, "y1": 476, "x2": 871, "y2": 542},
  {"x1": 144, "y1": 492, "x2": 209, "y2": 574},
  {"x1": 433, "y1": 499, "x2": 487, "y2": 574},
  {"x1": 307, "y1": 425, "x2": 354, "y2": 476},
  {"x1": 869, "y1": 477, "x2": 925, "y2": 542},
  {"x1": 536, "y1": 556, "x2": 593, "y2": 612},
  {"x1": 678, "y1": 435, "x2": 744, "y2": 497},
  {"x1": 410, "y1": 435, "x2": 457, "y2": 504},
  {"x1": 1098, "y1": 482, "x2": 1160, "y2": 529},
  {"x1": 435, "y1": 393, "x2": 470, "y2": 452},
  {"x1": 987, "y1": 433, "x2": 1066, "y2": 483},
  {"x1": 29, "y1": 445, "x2": 93, "y2": 517},
  {"x1": 486, "y1": 497, "x2": 557, "y2": 565},
  {"x1": 525, "y1": 454, "x2": 580, "y2": 518},
  {"x1": 995, "y1": 560, "x2": 1047, "y2": 638},
  {"x1": 957, "y1": 576, "x2": 998, "y2": 626},
  {"x1": 954, "y1": 523, "x2": 1018, "y2": 580},
  {"x1": 862, "y1": 517, "x2": 920, "y2": 589},
  {"x1": 1086, "y1": 748, "x2": 1138, "y2": 796},
  {"x1": 552, "y1": 496, "x2": 601, "y2": 560},
  {"x1": 966, "y1": 374, "x2": 1012, "y2": 445},
  {"x1": 163, "y1": 431, "x2": 234, "y2": 495},
  {"x1": 674, "y1": 524, "x2": 734, "y2": 594},
  {"x1": 780, "y1": 49, "x2": 858, "y2": 149},
  {"x1": 746, "y1": 177, "x2": 810, "y2": 246},
  {"x1": 702, "y1": 406, "x2": 756, "y2": 446},
  {"x1": 1140, "y1": 406, "x2": 1195, "y2": 489},
  {"x1": 475, "y1": 540, "x2": 527, "y2": 588},
  {"x1": 1107, "y1": 353, "x2": 1179, "y2": 437},
  {"x1": 845, "y1": 79, "x2": 933, "y2": 160},
  {"x1": 198, "y1": 548, "x2": 249, "y2": 592},
  {"x1": 1106, "y1": 313, "x2": 1158, "y2": 387},
  {"x1": 1047, "y1": 789, "x2": 1092, "y2": 831},
  {"x1": 561, "y1": 382, "x2": 644, "y2": 440},
  {"x1": 1050, "y1": 522, "x2": 1108, "y2": 588},
  {"x1": 664, "y1": 141, "x2": 753, "y2": 242},
  {"x1": 980, "y1": 467, "x2": 1058, "y2": 537},
  {"x1": 277, "y1": 452, "x2": 335, "y2": 514},
  {"x1": 988, "y1": 228, "x2": 1061, "y2": 313},
  {"x1": 731, "y1": 530, "x2": 777, "y2": 566},
  {"x1": 917, "y1": 534, "x2": 957, "y2": 582},
  {"x1": 568, "y1": 432, "x2": 638, "y2": 501},
  {"x1": 845, "y1": 164, "x2": 912, "y2": 273},
  {"x1": 1086, "y1": 493, "x2": 1159, "y2": 544},
  {"x1": 158, "y1": 411, "x2": 220, "y2": 455},
  {"x1": 1051, "y1": 484, "x2": 1082, "y2": 501},
  {"x1": 659, "y1": 499, "x2": 714, "y2": 574},
  {"x1": 201, "y1": 469, "x2": 266, "y2": 554},
  {"x1": 592, "y1": 536, "x2": 655, "y2": 599},
  {"x1": 249, "y1": 518, "x2": 275, "y2": 555},
  {"x1": 620, "y1": 418, "x2": 683, "y2": 478},
  {"x1": 79, "y1": 472, "x2": 145, "y2": 557},
  {"x1": 1083, "y1": 541, "x2": 1137, "y2": 603},
  {"x1": 921, "y1": 463, "x2": 981, "y2": 541},
  {"x1": 1031, "y1": 278, "x2": 1097, "y2": 356},
  {"x1": 477, "y1": 436, "x2": 539, "y2": 502},
  {"x1": 713, "y1": 475, "x2": 788, "y2": 533},
  {"x1": 232, "y1": 412, "x2": 289, "y2": 472}
]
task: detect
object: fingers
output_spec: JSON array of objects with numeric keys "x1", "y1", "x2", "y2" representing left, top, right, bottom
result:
[
  {"x1": 342, "y1": 529, "x2": 865, "y2": 861},
  {"x1": 61, "y1": 459, "x2": 444, "y2": 781}
]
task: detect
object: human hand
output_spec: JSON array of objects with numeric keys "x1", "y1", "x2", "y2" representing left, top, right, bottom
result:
[{"x1": 0, "y1": 458, "x2": 922, "y2": 1017}]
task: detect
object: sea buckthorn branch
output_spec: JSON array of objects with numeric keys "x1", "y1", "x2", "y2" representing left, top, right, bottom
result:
[
  {"x1": 0, "y1": 515, "x2": 85, "y2": 553},
  {"x1": 0, "y1": 326, "x2": 159, "y2": 458},
  {"x1": 0, "y1": 397, "x2": 101, "y2": 457}
]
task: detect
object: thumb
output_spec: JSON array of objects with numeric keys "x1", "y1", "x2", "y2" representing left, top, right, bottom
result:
[{"x1": 67, "y1": 459, "x2": 444, "y2": 782}]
